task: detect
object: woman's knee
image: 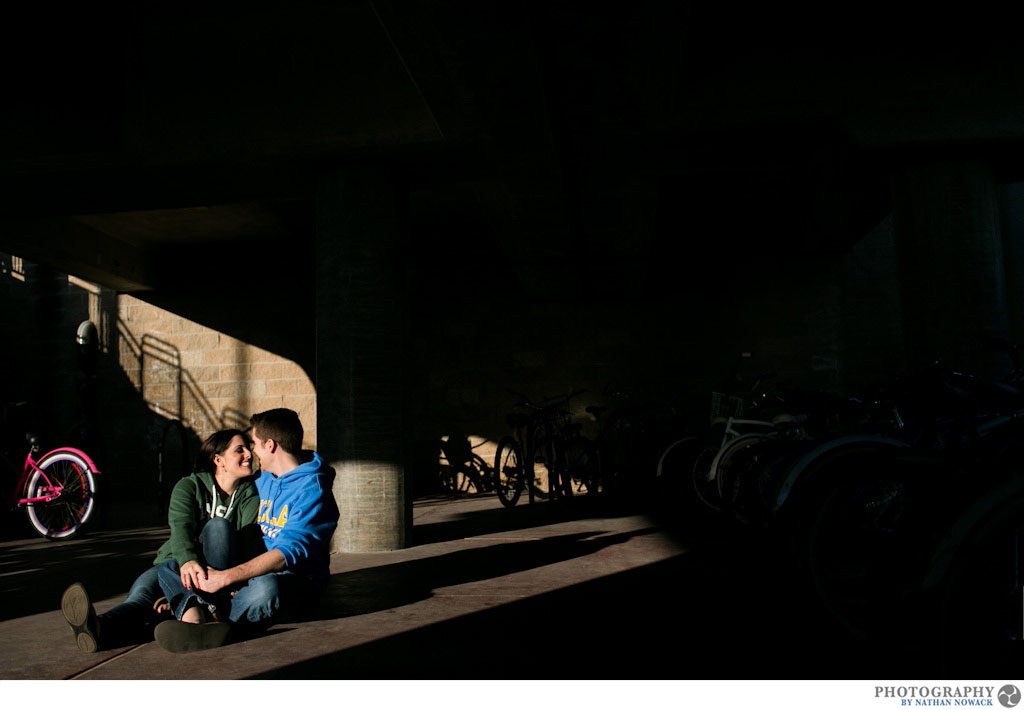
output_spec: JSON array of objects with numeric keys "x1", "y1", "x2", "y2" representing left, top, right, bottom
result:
[
  {"x1": 199, "y1": 517, "x2": 232, "y2": 546},
  {"x1": 200, "y1": 518, "x2": 237, "y2": 568},
  {"x1": 156, "y1": 559, "x2": 181, "y2": 579},
  {"x1": 203, "y1": 517, "x2": 232, "y2": 534},
  {"x1": 124, "y1": 565, "x2": 161, "y2": 605}
]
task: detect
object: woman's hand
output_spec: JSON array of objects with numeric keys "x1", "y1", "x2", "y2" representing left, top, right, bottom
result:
[{"x1": 180, "y1": 560, "x2": 207, "y2": 591}]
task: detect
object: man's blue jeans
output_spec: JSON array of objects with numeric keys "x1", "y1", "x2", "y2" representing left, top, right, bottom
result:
[
  {"x1": 227, "y1": 569, "x2": 319, "y2": 626},
  {"x1": 96, "y1": 565, "x2": 162, "y2": 647},
  {"x1": 157, "y1": 517, "x2": 238, "y2": 620}
]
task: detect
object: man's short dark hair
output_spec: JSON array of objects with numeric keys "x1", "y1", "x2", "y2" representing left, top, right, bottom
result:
[{"x1": 250, "y1": 408, "x2": 303, "y2": 456}]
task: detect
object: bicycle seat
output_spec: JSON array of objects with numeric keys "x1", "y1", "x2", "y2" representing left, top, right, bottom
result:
[{"x1": 25, "y1": 432, "x2": 42, "y2": 451}]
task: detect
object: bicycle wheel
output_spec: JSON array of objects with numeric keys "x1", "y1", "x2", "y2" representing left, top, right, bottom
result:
[
  {"x1": 727, "y1": 437, "x2": 792, "y2": 525},
  {"x1": 923, "y1": 477, "x2": 1024, "y2": 676},
  {"x1": 692, "y1": 445, "x2": 723, "y2": 511},
  {"x1": 564, "y1": 436, "x2": 599, "y2": 495},
  {"x1": 24, "y1": 450, "x2": 97, "y2": 539},
  {"x1": 713, "y1": 433, "x2": 775, "y2": 509},
  {"x1": 805, "y1": 457, "x2": 950, "y2": 640},
  {"x1": 470, "y1": 454, "x2": 494, "y2": 493},
  {"x1": 494, "y1": 437, "x2": 525, "y2": 508}
]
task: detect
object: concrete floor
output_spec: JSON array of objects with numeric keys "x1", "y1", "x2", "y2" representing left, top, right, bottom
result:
[{"x1": 0, "y1": 492, "x2": 920, "y2": 680}]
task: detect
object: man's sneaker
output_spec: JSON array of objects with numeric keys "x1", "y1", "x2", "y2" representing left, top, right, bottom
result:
[
  {"x1": 61, "y1": 583, "x2": 100, "y2": 652},
  {"x1": 154, "y1": 619, "x2": 231, "y2": 654}
]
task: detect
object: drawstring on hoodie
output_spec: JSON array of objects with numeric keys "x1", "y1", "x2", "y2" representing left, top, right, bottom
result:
[{"x1": 209, "y1": 484, "x2": 237, "y2": 520}]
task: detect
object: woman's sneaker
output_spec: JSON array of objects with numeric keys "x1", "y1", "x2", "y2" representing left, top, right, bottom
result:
[
  {"x1": 152, "y1": 596, "x2": 173, "y2": 622},
  {"x1": 154, "y1": 619, "x2": 231, "y2": 654},
  {"x1": 61, "y1": 583, "x2": 100, "y2": 652}
]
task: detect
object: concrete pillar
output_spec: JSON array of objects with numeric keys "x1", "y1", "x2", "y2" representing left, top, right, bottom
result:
[
  {"x1": 316, "y1": 167, "x2": 410, "y2": 552},
  {"x1": 891, "y1": 160, "x2": 1012, "y2": 376}
]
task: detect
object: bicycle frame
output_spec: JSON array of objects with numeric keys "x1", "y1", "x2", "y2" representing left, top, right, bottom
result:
[
  {"x1": 7, "y1": 446, "x2": 101, "y2": 507},
  {"x1": 705, "y1": 417, "x2": 778, "y2": 486}
]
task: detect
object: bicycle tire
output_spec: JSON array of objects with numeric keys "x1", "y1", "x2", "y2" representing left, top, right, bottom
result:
[
  {"x1": 467, "y1": 454, "x2": 493, "y2": 493},
  {"x1": 494, "y1": 437, "x2": 525, "y2": 508},
  {"x1": 805, "y1": 455, "x2": 950, "y2": 641},
  {"x1": 918, "y1": 475, "x2": 1024, "y2": 675},
  {"x1": 24, "y1": 450, "x2": 97, "y2": 540},
  {"x1": 692, "y1": 445, "x2": 723, "y2": 512},
  {"x1": 935, "y1": 511, "x2": 1024, "y2": 676},
  {"x1": 713, "y1": 432, "x2": 775, "y2": 506},
  {"x1": 728, "y1": 437, "x2": 793, "y2": 525}
]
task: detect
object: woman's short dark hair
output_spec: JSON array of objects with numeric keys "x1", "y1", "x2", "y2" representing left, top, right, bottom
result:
[
  {"x1": 249, "y1": 408, "x2": 303, "y2": 456},
  {"x1": 196, "y1": 428, "x2": 247, "y2": 473}
]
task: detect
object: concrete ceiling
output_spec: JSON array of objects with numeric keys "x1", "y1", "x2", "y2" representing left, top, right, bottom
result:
[{"x1": 4, "y1": 2, "x2": 1024, "y2": 363}]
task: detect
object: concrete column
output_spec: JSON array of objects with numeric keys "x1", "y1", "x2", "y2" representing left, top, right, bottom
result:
[
  {"x1": 316, "y1": 167, "x2": 409, "y2": 552},
  {"x1": 891, "y1": 160, "x2": 1012, "y2": 376}
]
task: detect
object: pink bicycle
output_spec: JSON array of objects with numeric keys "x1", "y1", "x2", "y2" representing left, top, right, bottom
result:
[{"x1": 1, "y1": 431, "x2": 100, "y2": 540}]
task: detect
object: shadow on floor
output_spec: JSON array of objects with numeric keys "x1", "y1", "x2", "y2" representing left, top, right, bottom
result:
[
  {"x1": 250, "y1": 532, "x2": 922, "y2": 680},
  {"x1": 0, "y1": 527, "x2": 165, "y2": 623},
  {"x1": 410, "y1": 494, "x2": 648, "y2": 546},
  {"x1": 317, "y1": 527, "x2": 660, "y2": 619}
]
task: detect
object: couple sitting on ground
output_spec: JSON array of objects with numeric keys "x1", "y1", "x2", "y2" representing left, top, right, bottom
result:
[{"x1": 60, "y1": 407, "x2": 339, "y2": 654}]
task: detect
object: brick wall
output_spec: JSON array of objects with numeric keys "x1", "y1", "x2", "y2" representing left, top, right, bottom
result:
[
  {"x1": 116, "y1": 296, "x2": 316, "y2": 446},
  {"x1": 0, "y1": 252, "x2": 315, "y2": 520}
]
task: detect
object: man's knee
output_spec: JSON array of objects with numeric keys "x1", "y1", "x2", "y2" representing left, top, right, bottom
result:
[
  {"x1": 246, "y1": 573, "x2": 281, "y2": 603},
  {"x1": 231, "y1": 573, "x2": 285, "y2": 625}
]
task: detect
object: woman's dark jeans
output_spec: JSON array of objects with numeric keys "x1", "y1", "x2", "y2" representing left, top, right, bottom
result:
[
  {"x1": 157, "y1": 517, "x2": 238, "y2": 620},
  {"x1": 96, "y1": 565, "x2": 162, "y2": 647}
]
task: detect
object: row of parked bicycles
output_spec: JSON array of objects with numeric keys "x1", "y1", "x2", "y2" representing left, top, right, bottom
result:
[
  {"x1": 661, "y1": 343, "x2": 1024, "y2": 674},
  {"x1": 490, "y1": 384, "x2": 686, "y2": 508},
  {"x1": 486, "y1": 336, "x2": 1024, "y2": 674}
]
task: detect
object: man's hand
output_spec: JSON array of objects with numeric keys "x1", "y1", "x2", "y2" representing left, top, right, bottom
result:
[
  {"x1": 196, "y1": 567, "x2": 233, "y2": 594},
  {"x1": 180, "y1": 560, "x2": 207, "y2": 591},
  {"x1": 193, "y1": 549, "x2": 287, "y2": 595}
]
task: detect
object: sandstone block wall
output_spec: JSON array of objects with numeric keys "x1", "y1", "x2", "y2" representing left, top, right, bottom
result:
[{"x1": 116, "y1": 296, "x2": 316, "y2": 446}]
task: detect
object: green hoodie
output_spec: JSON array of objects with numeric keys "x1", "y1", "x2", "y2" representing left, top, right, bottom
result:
[{"x1": 152, "y1": 470, "x2": 262, "y2": 567}]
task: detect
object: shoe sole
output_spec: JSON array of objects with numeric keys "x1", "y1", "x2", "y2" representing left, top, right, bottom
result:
[
  {"x1": 154, "y1": 620, "x2": 231, "y2": 654},
  {"x1": 61, "y1": 583, "x2": 98, "y2": 653}
]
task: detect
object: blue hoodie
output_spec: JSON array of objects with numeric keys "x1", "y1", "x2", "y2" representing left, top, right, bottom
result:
[{"x1": 255, "y1": 451, "x2": 339, "y2": 585}]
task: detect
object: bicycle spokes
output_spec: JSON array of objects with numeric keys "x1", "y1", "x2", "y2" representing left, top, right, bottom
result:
[{"x1": 24, "y1": 451, "x2": 97, "y2": 539}]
